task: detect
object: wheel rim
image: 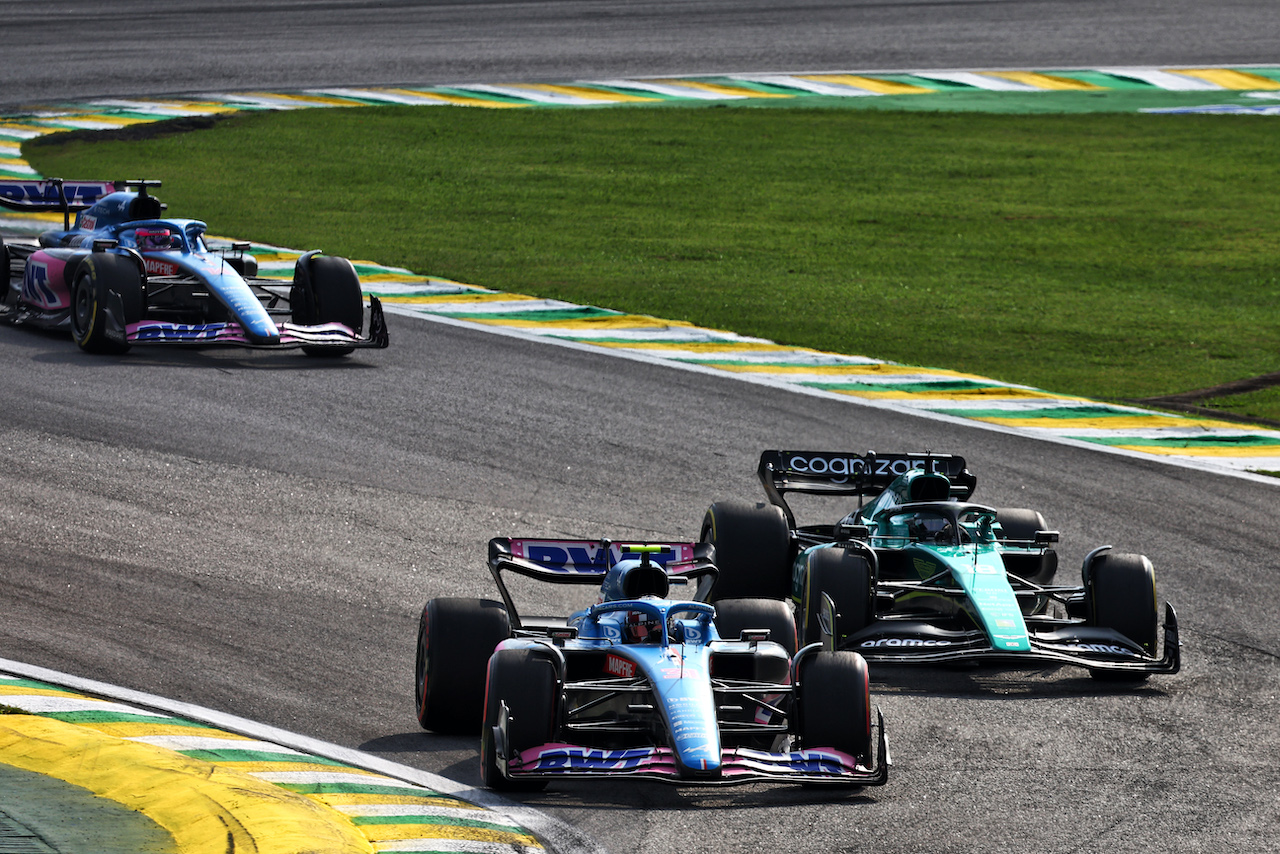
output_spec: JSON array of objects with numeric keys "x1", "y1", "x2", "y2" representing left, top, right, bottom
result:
[{"x1": 72, "y1": 276, "x2": 94, "y2": 338}]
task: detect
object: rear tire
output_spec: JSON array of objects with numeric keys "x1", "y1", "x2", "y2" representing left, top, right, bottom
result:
[
  {"x1": 292, "y1": 253, "x2": 364, "y2": 357},
  {"x1": 714, "y1": 598, "x2": 797, "y2": 656},
  {"x1": 996, "y1": 508, "x2": 1058, "y2": 586},
  {"x1": 415, "y1": 598, "x2": 510, "y2": 733},
  {"x1": 995, "y1": 508, "x2": 1047, "y2": 541},
  {"x1": 799, "y1": 547, "x2": 873, "y2": 648},
  {"x1": 701, "y1": 499, "x2": 791, "y2": 601},
  {"x1": 480, "y1": 648, "x2": 557, "y2": 790},
  {"x1": 226, "y1": 254, "x2": 258, "y2": 277},
  {"x1": 1086, "y1": 552, "x2": 1159, "y2": 682},
  {"x1": 796, "y1": 650, "x2": 872, "y2": 761},
  {"x1": 70, "y1": 252, "x2": 143, "y2": 354}
]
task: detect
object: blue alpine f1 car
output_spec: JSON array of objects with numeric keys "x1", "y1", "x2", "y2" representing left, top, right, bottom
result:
[
  {"x1": 0, "y1": 178, "x2": 387, "y2": 355},
  {"x1": 702, "y1": 451, "x2": 1180, "y2": 680},
  {"x1": 414, "y1": 537, "x2": 890, "y2": 789}
]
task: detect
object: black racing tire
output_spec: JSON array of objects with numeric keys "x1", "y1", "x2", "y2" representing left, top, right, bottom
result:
[
  {"x1": 701, "y1": 499, "x2": 791, "y2": 601},
  {"x1": 415, "y1": 598, "x2": 510, "y2": 733},
  {"x1": 70, "y1": 252, "x2": 143, "y2": 354},
  {"x1": 1087, "y1": 552, "x2": 1159, "y2": 681},
  {"x1": 796, "y1": 650, "x2": 872, "y2": 761},
  {"x1": 995, "y1": 508, "x2": 1047, "y2": 541},
  {"x1": 799, "y1": 547, "x2": 873, "y2": 648},
  {"x1": 292, "y1": 253, "x2": 364, "y2": 357},
  {"x1": 480, "y1": 648, "x2": 558, "y2": 791},
  {"x1": 714, "y1": 598, "x2": 797, "y2": 657},
  {"x1": 0, "y1": 235, "x2": 11, "y2": 304},
  {"x1": 226, "y1": 254, "x2": 258, "y2": 277},
  {"x1": 997, "y1": 508, "x2": 1058, "y2": 585}
]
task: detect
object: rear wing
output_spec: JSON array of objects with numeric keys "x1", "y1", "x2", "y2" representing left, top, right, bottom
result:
[
  {"x1": 757, "y1": 450, "x2": 976, "y2": 524},
  {"x1": 0, "y1": 179, "x2": 119, "y2": 229},
  {"x1": 487, "y1": 537, "x2": 717, "y2": 629}
]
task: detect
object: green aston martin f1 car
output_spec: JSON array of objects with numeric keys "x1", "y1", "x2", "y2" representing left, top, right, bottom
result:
[{"x1": 701, "y1": 450, "x2": 1179, "y2": 680}]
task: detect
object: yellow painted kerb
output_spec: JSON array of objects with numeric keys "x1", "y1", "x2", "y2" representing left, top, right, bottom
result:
[{"x1": 0, "y1": 715, "x2": 373, "y2": 854}]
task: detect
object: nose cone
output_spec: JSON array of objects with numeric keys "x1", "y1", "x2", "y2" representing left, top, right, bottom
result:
[{"x1": 650, "y1": 647, "x2": 723, "y2": 779}]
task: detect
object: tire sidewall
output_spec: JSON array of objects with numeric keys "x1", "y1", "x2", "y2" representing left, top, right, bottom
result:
[
  {"x1": 702, "y1": 499, "x2": 792, "y2": 601},
  {"x1": 1087, "y1": 552, "x2": 1159, "y2": 654},
  {"x1": 713, "y1": 597, "x2": 797, "y2": 656},
  {"x1": 800, "y1": 546, "x2": 873, "y2": 647},
  {"x1": 70, "y1": 267, "x2": 100, "y2": 348},
  {"x1": 294, "y1": 254, "x2": 363, "y2": 356},
  {"x1": 480, "y1": 647, "x2": 557, "y2": 790},
  {"x1": 796, "y1": 650, "x2": 872, "y2": 759},
  {"x1": 416, "y1": 597, "x2": 510, "y2": 733}
]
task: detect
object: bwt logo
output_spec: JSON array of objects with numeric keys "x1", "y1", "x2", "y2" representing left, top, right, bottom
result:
[
  {"x1": 0, "y1": 181, "x2": 113, "y2": 205},
  {"x1": 526, "y1": 544, "x2": 675, "y2": 571},
  {"x1": 21, "y1": 262, "x2": 58, "y2": 308}
]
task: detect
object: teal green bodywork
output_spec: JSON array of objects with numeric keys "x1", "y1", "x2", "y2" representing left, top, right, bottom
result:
[
  {"x1": 909, "y1": 544, "x2": 1031, "y2": 652},
  {"x1": 792, "y1": 493, "x2": 1034, "y2": 653}
]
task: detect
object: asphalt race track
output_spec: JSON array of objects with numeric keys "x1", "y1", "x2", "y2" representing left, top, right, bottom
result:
[
  {"x1": 4, "y1": 0, "x2": 1280, "y2": 109},
  {"x1": 4, "y1": 3, "x2": 1280, "y2": 853}
]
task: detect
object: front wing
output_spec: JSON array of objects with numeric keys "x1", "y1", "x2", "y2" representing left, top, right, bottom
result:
[
  {"x1": 494, "y1": 711, "x2": 890, "y2": 787},
  {"x1": 125, "y1": 296, "x2": 390, "y2": 350},
  {"x1": 846, "y1": 604, "x2": 1181, "y2": 675}
]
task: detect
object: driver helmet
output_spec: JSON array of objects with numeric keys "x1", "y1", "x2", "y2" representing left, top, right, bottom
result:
[
  {"x1": 907, "y1": 512, "x2": 952, "y2": 542},
  {"x1": 624, "y1": 608, "x2": 663, "y2": 644},
  {"x1": 600, "y1": 559, "x2": 670, "y2": 603},
  {"x1": 135, "y1": 228, "x2": 173, "y2": 251}
]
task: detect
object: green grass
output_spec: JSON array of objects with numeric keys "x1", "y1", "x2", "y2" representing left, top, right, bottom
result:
[
  {"x1": 1207, "y1": 386, "x2": 1280, "y2": 423},
  {"x1": 26, "y1": 105, "x2": 1280, "y2": 420}
]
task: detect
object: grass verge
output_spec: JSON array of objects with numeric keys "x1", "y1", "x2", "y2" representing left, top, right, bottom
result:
[{"x1": 26, "y1": 103, "x2": 1280, "y2": 420}]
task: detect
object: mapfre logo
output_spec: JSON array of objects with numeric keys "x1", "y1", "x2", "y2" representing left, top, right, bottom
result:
[
  {"x1": 604, "y1": 654, "x2": 635, "y2": 678},
  {"x1": 145, "y1": 258, "x2": 179, "y2": 276}
]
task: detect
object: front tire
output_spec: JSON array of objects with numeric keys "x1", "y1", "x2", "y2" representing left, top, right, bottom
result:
[
  {"x1": 1086, "y1": 552, "x2": 1159, "y2": 682},
  {"x1": 796, "y1": 650, "x2": 872, "y2": 761},
  {"x1": 292, "y1": 253, "x2": 364, "y2": 357},
  {"x1": 799, "y1": 547, "x2": 873, "y2": 648},
  {"x1": 415, "y1": 598, "x2": 510, "y2": 733},
  {"x1": 480, "y1": 648, "x2": 558, "y2": 791},
  {"x1": 701, "y1": 499, "x2": 791, "y2": 601},
  {"x1": 70, "y1": 252, "x2": 143, "y2": 354}
]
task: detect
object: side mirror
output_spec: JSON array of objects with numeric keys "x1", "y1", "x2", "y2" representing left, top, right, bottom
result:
[{"x1": 835, "y1": 523, "x2": 870, "y2": 542}]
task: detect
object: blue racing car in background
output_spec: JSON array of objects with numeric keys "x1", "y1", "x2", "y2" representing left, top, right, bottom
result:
[
  {"x1": 414, "y1": 537, "x2": 890, "y2": 789},
  {"x1": 0, "y1": 178, "x2": 387, "y2": 355}
]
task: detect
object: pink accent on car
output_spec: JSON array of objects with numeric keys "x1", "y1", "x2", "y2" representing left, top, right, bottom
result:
[{"x1": 21, "y1": 252, "x2": 73, "y2": 310}]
